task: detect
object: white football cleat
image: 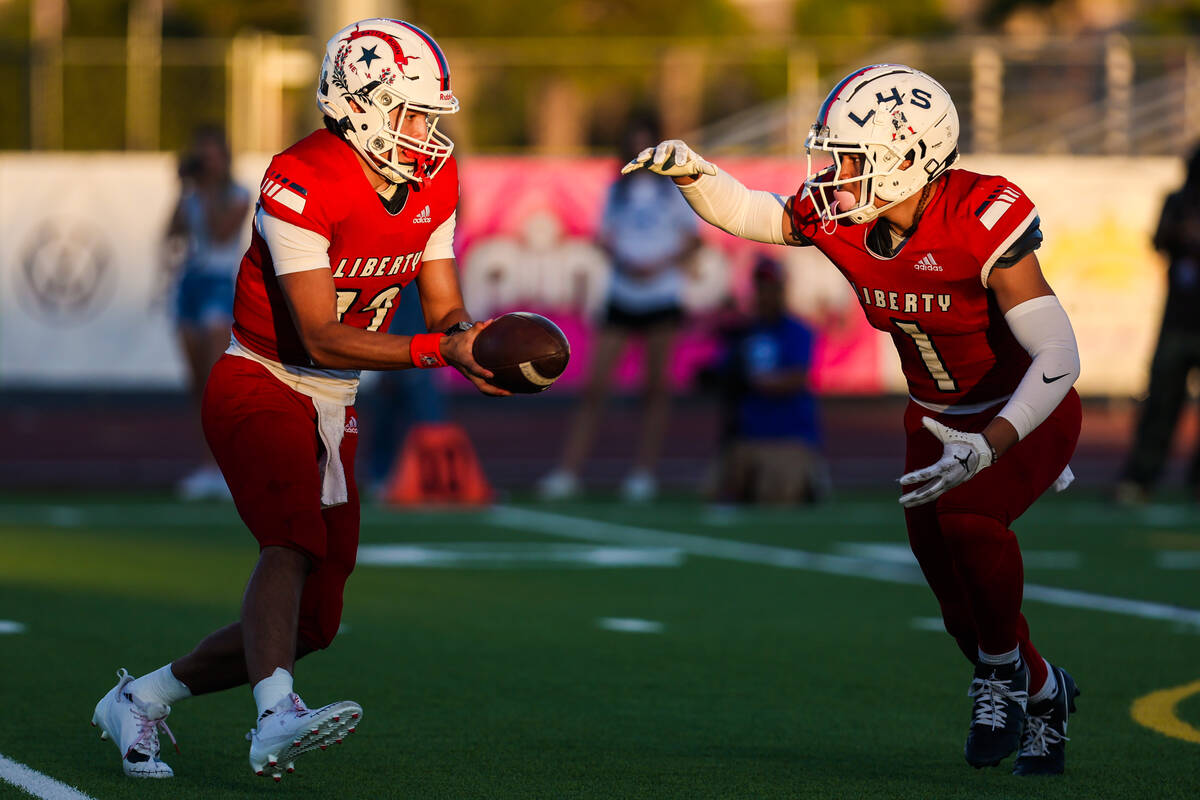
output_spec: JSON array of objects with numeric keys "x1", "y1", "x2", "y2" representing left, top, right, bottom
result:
[
  {"x1": 620, "y1": 469, "x2": 657, "y2": 503},
  {"x1": 91, "y1": 669, "x2": 177, "y2": 778},
  {"x1": 177, "y1": 466, "x2": 232, "y2": 501},
  {"x1": 247, "y1": 693, "x2": 362, "y2": 782},
  {"x1": 536, "y1": 469, "x2": 580, "y2": 501}
]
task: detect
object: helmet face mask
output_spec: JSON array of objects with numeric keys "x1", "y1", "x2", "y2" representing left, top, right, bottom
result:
[
  {"x1": 803, "y1": 64, "x2": 959, "y2": 226},
  {"x1": 317, "y1": 19, "x2": 459, "y2": 184}
]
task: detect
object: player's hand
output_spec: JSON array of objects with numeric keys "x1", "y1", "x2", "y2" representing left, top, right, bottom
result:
[
  {"x1": 621, "y1": 139, "x2": 718, "y2": 178},
  {"x1": 440, "y1": 320, "x2": 511, "y2": 397},
  {"x1": 898, "y1": 417, "x2": 994, "y2": 508}
]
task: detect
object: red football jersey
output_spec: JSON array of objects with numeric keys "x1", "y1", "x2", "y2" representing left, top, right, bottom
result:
[
  {"x1": 793, "y1": 169, "x2": 1039, "y2": 407},
  {"x1": 232, "y1": 129, "x2": 458, "y2": 366}
]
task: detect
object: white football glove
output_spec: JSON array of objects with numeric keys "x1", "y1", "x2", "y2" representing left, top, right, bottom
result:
[
  {"x1": 620, "y1": 139, "x2": 718, "y2": 178},
  {"x1": 898, "y1": 417, "x2": 995, "y2": 508}
]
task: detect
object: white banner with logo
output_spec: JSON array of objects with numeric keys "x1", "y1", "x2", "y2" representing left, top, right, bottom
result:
[
  {"x1": 0, "y1": 154, "x2": 268, "y2": 388},
  {"x1": 0, "y1": 153, "x2": 1180, "y2": 394}
]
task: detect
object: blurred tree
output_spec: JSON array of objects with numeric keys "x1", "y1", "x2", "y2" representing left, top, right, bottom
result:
[
  {"x1": 791, "y1": 0, "x2": 952, "y2": 37},
  {"x1": 1137, "y1": 1, "x2": 1200, "y2": 35},
  {"x1": 164, "y1": 0, "x2": 307, "y2": 36},
  {"x1": 979, "y1": 0, "x2": 1057, "y2": 28},
  {"x1": 408, "y1": 0, "x2": 749, "y2": 37}
]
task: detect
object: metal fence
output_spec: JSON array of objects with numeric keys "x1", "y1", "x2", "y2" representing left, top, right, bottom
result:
[{"x1": 12, "y1": 33, "x2": 1200, "y2": 157}]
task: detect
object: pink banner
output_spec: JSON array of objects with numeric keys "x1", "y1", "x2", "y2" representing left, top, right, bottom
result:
[{"x1": 445, "y1": 156, "x2": 885, "y2": 395}]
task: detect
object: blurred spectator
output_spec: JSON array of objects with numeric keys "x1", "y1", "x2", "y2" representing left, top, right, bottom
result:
[
  {"x1": 360, "y1": 287, "x2": 446, "y2": 498},
  {"x1": 1116, "y1": 146, "x2": 1200, "y2": 503},
  {"x1": 703, "y1": 255, "x2": 828, "y2": 505},
  {"x1": 166, "y1": 124, "x2": 251, "y2": 500},
  {"x1": 537, "y1": 116, "x2": 701, "y2": 501}
]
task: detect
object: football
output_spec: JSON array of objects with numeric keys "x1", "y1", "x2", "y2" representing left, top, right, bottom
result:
[{"x1": 472, "y1": 312, "x2": 570, "y2": 394}]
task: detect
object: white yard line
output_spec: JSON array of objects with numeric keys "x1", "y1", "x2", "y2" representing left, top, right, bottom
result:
[
  {"x1": 1155, "y1": 551, "x2": 1200, "y2": 570},
  {"x1": 6, "y1": 499, "x2": 1198, "y2": 531},
  {"x1": 490, "y1": 506, "x2": 1200, "y2": 628},
  {"x1": 358, "y1": 542, "x2": 684, "y2": 568},
  {"x1": 0, "y1": 753, "x2": 97, "y2": 800},
  {"x1": 837, "y1": 542, "x2": 1081, "y2": 570}
]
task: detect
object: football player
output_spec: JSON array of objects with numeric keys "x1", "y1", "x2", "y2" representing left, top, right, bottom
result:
[
  {"x1": 91, "y1": 19, "x2": 505, "y2": 781},
  {"x1": 625, "y1": 64, "x2": 1081, "y2": 775}
]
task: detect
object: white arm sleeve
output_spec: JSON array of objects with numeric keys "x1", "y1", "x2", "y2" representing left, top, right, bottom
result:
[
  {"x1": 256, "y1": 206, "x2": 331, "y2": 276},
  {"x1": 996, "y1": 295, "x2": 1080, "y2": 440},
  {"x1": 423, "y1": 211, "x2": 457, "y2": 262},
  {"x1": 676, "y1": 168, "x2": 789, "y2": 245}
]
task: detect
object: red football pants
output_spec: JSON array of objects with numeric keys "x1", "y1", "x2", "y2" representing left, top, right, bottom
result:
[
  {"x1": 903, "y1": 389, "x2": 1081, "y2": 686},
  {"x1": 202, "y1": 353, "x2": 360, "y2": 651}
]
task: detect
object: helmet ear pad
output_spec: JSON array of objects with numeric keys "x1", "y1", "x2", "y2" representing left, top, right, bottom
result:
[{"x1": 872, "y1": 146, "x2": 925, "y2": 204}]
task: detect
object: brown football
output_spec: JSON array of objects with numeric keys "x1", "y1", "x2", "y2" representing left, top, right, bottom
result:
[{"x1": 472, "y1": 312, "x2": 570, "y2": 394}]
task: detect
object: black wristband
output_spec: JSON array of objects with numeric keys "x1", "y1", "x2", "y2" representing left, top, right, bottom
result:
[
  {"x1": 981, "y1": 434, "x2": 998, "y2": 465},
  {"x1": 443, "y1": 321, "x2": 475, "y2": 336}
]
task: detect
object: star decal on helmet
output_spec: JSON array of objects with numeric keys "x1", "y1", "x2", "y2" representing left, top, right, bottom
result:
[{"x1": 357, "y1": 45, "x2": 381, "y2": 68}]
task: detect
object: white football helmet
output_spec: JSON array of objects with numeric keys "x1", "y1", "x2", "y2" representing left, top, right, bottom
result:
[
  {"x1": 317, "y1": 19, "x2": 459, "y2": 184},
  {"x1": 804, "y1": 64, "x2": 959, "y2": 225}
]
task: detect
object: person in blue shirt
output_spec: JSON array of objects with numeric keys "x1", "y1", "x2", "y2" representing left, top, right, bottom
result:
[{"x1": 709, "y1": 254, "x2": 828, "y2": 504}]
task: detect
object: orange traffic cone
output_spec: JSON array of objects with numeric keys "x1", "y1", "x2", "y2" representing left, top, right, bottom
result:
[{"x1": 382, "y1": 422, "x2": 493, "y2": 506}]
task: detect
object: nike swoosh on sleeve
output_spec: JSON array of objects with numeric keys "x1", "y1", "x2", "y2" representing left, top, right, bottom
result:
[{"x1": 1042, "y1": 372, "x2": 1071, "y2": 384}]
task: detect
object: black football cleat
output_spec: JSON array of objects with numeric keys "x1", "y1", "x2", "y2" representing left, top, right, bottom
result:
[
  {"x1": 1013, "y1": 665, "x2": 1079, "y2": 776},
  {"x1": 964, "y1": 659, "x2": 1028, "y2": 768}
]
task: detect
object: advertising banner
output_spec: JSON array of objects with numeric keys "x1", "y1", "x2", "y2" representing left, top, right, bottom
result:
[{"x1": 0, "y1": 152, "x2": 1177, "y2": 396}]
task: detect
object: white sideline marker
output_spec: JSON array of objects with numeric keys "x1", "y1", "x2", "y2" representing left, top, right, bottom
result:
[
  {"x1": 0, "y1": 753, "x2": 97, "y2": 800},
  {"x1": 490, "y1": 506, "x2": 1200, "y2": 628},
  {"x1": 0, "y1": 621, "x2": 26, "y2": 634}
]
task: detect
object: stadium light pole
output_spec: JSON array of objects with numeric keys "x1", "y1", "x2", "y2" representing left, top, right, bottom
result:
[
  {"x1": 970, "y1": 42, "x2": 1003, "y2": 154},
  {"x1": 1104, "y1": 33, "x2": 1133, "y2": 156},
  {"x1": 126, "y1": 0, "x2": 163, "y2": 151},
  {"x1": 787, "y1": 48, "x2": 819, "y2": 157},
  {"x1": 30, "y1": 0, "x2": 65, "y2": 150},
  {"x1": 1185, "y1": 46, "x2": 1200, "y2": 152}
]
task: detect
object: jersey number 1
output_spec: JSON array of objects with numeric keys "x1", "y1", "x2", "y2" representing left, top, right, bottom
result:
[{"x1": 892, "y1": 319, "x2": 958, "y2": 392}]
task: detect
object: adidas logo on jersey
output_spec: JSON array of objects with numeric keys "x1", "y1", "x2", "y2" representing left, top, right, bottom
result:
[
  {"x1": 914, "y1": 253, "x2": 943, "y2": 272},
  {"x1": 344, "y1": 416, "x2": 359, "y2": 435},
  {"x1": 412, "y1": 205, "x2": 431, "y2": 224}
]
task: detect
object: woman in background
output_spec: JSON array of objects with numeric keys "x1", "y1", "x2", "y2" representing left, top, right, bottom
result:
[
  {"x1": 538, "y1": 116, "x2": 701, "y2": 502},
  {"x1": 166, "y1": 125, "x2": 251, "y2": 500}
]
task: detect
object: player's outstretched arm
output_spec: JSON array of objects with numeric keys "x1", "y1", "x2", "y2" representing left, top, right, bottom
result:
[{"x1": 621, "y1": 139, "x2": 801, "y2": 246}]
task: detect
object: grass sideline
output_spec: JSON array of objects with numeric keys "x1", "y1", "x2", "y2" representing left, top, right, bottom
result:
[{"x1": 1, "y1": 491, "x2": 1198, "y2": 799}]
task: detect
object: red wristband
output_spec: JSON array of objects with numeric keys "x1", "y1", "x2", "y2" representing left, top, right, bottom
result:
[{"x1": 410, "y1": 333, "x2": 447, "y2": 368}]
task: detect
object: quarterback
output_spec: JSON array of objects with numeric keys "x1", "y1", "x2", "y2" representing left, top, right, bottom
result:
[
  {"x1": 91, "y1": 19, "x2": 504, "y2": 781},
  {"x1": 626, "y1": 65, "x2": 1081, "y2": 775}
]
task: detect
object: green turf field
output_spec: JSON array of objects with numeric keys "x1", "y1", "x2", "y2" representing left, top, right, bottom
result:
[{"x1": 2, "y1": 492, "x2": 1199, "y2": 799}]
